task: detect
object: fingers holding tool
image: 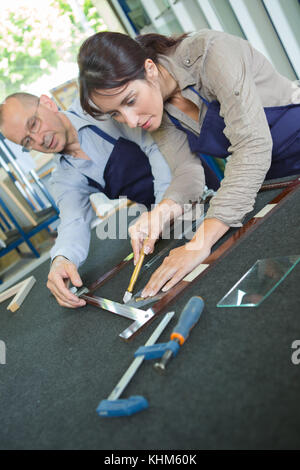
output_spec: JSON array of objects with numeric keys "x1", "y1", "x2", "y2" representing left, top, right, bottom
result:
[
  {"x1": 123, "y1": 238, "x2": 149, "y2": 304},
  {"x1": 129, "y1": 199, "x2": 182, "y2": 265},
  {"x1": 47, "y1": 256, "x2": 86, "y2": 308},
  {"x1": 129, "y1": 210, "x2": 160, "y2": 265}
]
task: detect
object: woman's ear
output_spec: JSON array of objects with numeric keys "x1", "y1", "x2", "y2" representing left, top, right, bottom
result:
[{"x1": 144, "y1": 59, "x2": 158, "y2": 80}]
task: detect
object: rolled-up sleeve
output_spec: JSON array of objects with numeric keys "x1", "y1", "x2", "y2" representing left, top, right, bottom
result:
[
  {"x1": 202, "y1": 36, "x2": 273, "y2": 226},
  {"x1": 50, "y1": 165, "x2": 96, "y2": 267}
]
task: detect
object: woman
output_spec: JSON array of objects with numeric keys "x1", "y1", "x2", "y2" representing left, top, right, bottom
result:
[{"x1": 78, "y1": 29, "x2": 300, "y2": 298}]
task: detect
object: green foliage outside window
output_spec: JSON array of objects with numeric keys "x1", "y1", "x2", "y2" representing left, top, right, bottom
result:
[{"x1": 0, "y1": 0, "x2": 106, "y2": 101}]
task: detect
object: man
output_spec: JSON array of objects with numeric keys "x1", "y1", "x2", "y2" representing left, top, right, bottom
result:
[{"x1": 0, "y1": 92, "x2": 204, "y2": 307}]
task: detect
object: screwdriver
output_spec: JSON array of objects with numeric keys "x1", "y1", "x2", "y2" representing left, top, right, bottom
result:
[{"x1": 154, "y1": 296, "x2": 204, "y2": 373}]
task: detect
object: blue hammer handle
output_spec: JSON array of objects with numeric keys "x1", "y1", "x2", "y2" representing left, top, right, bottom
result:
[
  {"x1": 153, "y1": 296, "x2": 204, "y2": 372},
  {"x1": 171, "y1": 296, "x2": 204, "y2": 346},
  {"x1": 134, "y1": 296, "x2": 204, "y2": 361}
]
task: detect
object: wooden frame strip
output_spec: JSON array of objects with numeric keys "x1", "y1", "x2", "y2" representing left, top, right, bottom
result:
[
  {"x1": 82, "y1": 178, "x2": 300, "y2": 340},
  {"x1": 259, "y1": 177, "x2": 300, "y2": 192},
  {"x1": 148, "y1": 178, "x2": 300, "y2": 318},
  {"x1": 0, "y1": 276, "x2": 36, "y2": 312},
  {"x1": 88, "y1": 253, "x2": 134, "y2": 293},
  {"x1": 0, "y1": 172, "x2": 37, "y2": 226},
  {"x1": 0, "y1": 279, "x2": 27, "y2": 303},
  {"x1": 7, "y1": 276, "x2": 36, "y2": 312}
]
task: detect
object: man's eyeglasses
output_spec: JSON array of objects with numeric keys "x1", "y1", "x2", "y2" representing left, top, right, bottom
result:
[{"x1": 22, "y1": 98, "x2": 42, "y2": 151}]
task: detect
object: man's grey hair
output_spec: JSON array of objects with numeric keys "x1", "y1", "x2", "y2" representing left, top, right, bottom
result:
[{"x1": 0, "y1": 92, "x2": 39, "y2": 128}]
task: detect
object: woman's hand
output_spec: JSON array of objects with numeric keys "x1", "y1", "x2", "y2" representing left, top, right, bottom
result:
[
  {"x1": 129, "y1": 210, "x2": 160, "y2": 265},
  {"x1": 141, "y1": 218, "x2": 229, "y2": 297},
  {"x1": 141, "y1": 242, "x2": 211, "y2": 297},
  {"x1": 128, "y1": 199, "x2": 183, "y2": 265}
]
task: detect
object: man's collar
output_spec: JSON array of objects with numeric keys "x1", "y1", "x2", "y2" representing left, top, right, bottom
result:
[{"x1": 60, "y1": 110, "x2": 92, "y2": 133}]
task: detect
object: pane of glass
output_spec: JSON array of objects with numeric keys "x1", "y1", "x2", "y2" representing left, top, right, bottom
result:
[{"x1": 217, "y1": 255, "x2": 300, "y2": 307}]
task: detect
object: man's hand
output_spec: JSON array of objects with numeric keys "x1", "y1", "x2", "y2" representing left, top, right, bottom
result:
[
  {"x1": 47, "y1": 256, "x2": 86, "y2": 308},
  {"x1": 129, "y1": 199, "x2": 183, "y2": 265}
]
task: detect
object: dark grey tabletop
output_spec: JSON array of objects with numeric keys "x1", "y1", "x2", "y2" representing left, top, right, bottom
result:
[{"x1": 0, "y1": 179, "x2": 300, "y2": 450}]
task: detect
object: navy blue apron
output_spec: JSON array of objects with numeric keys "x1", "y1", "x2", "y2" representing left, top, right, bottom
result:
[
  {"x1": 69, "y1": 114, "x2": 155, "y2": 208},
  {"x1": 167, "y1": 87, "x2": 300, "y2": 190}
]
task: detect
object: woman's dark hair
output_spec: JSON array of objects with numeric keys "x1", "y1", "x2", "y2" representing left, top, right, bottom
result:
[{"x1": 78, "y1": 31, "x2": 188, "y2": 118}]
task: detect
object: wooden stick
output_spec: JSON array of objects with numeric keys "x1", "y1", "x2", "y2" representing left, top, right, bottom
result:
[
  {"x1": 0, "y1": 279, "x2": 27, "y2": 303},
  {"x1": 88, "y1": 253, "x2": 134, "y2": 294},
  {"x1": 0, "y1": 177, "x2": 37, "y2": 226},
  {"x1": 259, "y1": 177, "x2": 300, "y2": 192},
  {"x1": 7, "y1": 276, "x2": 36, "y2": 312}
]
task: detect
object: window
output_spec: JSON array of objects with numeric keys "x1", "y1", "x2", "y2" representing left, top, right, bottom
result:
[{"x1": 0, "y1": 0, "x2": 107, "y2": 103}]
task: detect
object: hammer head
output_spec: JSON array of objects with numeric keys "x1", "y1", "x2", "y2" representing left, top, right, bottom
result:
[
  {"x1": 123, "y1": 290, "x2": 133, "y2": 304},
  {"x1": 97, "y1": 395, "x2": 148, "y2": 417}
]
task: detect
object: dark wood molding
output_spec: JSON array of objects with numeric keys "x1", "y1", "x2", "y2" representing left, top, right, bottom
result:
[
  {"x1": 82, "y1": 178, "x2": 300, "y2": 340},
  {"x1": 259, "y1": 177, "x2": 299, "y2": 192}
]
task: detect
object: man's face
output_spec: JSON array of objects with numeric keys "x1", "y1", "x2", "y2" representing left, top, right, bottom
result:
[{"x1": 1, "y1": 97, "x2": 68, "y2": 153}]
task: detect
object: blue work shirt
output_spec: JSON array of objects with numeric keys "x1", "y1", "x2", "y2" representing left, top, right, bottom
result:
[{"x1": 50, "y1": 99, "x2": 172, "y2": 267}]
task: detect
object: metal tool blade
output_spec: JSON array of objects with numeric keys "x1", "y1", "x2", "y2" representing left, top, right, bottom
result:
[
  {"x1": 123, "y1": 290, "x2": 133, "y2": 304},
  {"x1": 77, "y1": 291, "x2": 156, "y2": 340},
  {"x1": 119, "y1": 314, "x2": 153, "y2": 340},
  {"x1": 80, "y1": 293, "x2": 151, "y2": 322},
  {"x1": 125, "y1": 289, "x2": 165, "y2": 308}
]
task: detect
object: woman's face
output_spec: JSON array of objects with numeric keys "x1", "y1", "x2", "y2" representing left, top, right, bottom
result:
[{"x1": 91, "y1": 61, "x2": 165, "y2": 132}]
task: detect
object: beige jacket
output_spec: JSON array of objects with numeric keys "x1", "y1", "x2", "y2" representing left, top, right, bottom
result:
[{"x1": 154, "y1": 29, "x2": 295, "y2": 226}]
